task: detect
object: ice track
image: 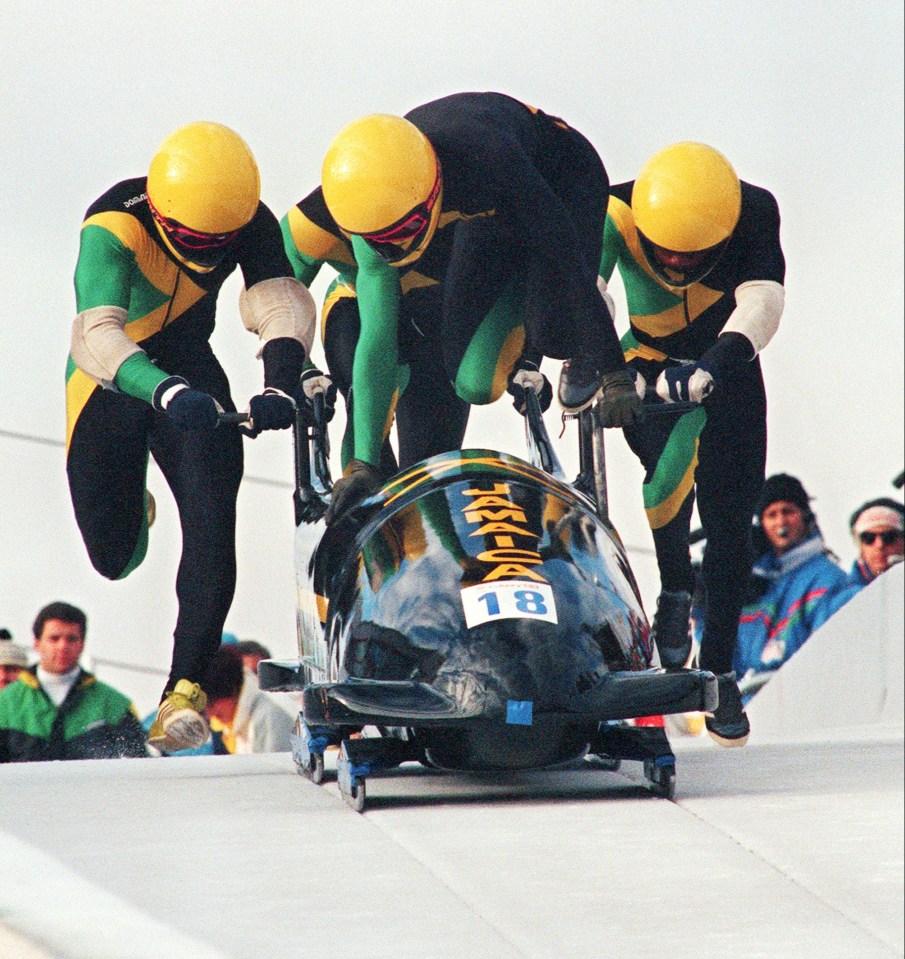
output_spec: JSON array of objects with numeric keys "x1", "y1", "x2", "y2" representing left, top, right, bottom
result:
[{"x1": 1, "y1": 568, "x2": 901, "y2": 959}]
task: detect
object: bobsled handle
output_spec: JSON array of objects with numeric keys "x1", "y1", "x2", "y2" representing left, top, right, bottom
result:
[
  {"x1": 309, "y1": 392, "x2": 332, "y2": 492},
  {"x1": 638, "y1": 398, "x2": 703, "y2": 417},
  {"x1": 217, "y1": 410, "x2": 250, "y2": 425},
  {"x1": 523, "y1": 383, "x2": 567, "y2": 481}
]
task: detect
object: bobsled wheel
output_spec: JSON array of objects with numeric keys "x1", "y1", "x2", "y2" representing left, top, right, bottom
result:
[
  {"x1": 340, "y1": 774, "x2": 366, "y2": 813},
  {"x1": 302, "y1": 751, "x2": 325, "y2": 785},
  {"x1": 643, "y1": 758, "x2": 676, "y2": 800}
]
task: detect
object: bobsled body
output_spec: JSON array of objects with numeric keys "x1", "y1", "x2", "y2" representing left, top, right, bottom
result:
[{"x1": 275, "y1": 449, "x2": 712, "y2": 773}]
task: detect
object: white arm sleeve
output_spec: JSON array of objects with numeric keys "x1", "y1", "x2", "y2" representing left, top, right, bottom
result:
[
  {"x1": 70, "y1": 306, "x2": 142, "y2": 388},
  {"x1": 239, "y1": 276, "x2": 316, "y2": 359},
  {"x1": 723, "y1": 280, "x2": 785, "y2": 355}
]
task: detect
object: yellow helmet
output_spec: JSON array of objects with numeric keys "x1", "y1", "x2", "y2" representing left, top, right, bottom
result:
[
  {"x1": 632, "y1": 142, "x2": 741, "y2": 287},
  {"x1": 147, "y1": 122, "x2": 260, "y2": 271},
  {"x1": 322, "y1": 114, "x2": 442, "y2": 267}
]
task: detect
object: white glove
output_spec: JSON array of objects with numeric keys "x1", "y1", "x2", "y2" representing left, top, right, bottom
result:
[
  {"x1": 655, "y1": 361, "x2": 716, "y2": 404},
  {"x1": 301, "y1": 372, "x2": 334, "y2": 400}
]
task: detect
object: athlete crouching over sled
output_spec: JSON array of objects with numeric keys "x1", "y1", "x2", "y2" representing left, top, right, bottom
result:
[
  {"x1": 66, "y1": 122, "x2": 316, "y2": 753},
  {"x1": 314, "y1": 92, "x2": 644, "y2": 524},
  {"x1": 599, "y1": 142, "x2": 786, "y2": 746}
]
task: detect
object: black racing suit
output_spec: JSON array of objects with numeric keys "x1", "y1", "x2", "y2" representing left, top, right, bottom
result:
[
  {"x1": 282, "y1": 187, "x2": 469, "y2": 472},
  {"x1": 289, "y1": 92, "x2": 623, "y2": 469},
  {"x1": 68, "y1": 178, "x2": 304, "y2": 691},
  {"x1": 601, "y1": 180, "x2": 785, "y2": 674}
]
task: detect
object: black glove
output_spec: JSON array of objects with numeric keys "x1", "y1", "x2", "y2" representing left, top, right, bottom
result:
[
  {"x1": 298, "y1": 368, "x2": 338, "y2": 424},
  {"x1": 597, "y1": 368, "x2": 645, "y2": 428},
  {"x1": 507, "y1": 361, "x2": 552, "y2": 415},
  {"x1": 152, "y1": 376, "x2": 220, "y2": 431},
  {"x1": 243, "y1": 388, "x2": 295, "y2": 438},
  {"x1": 324, "y1": 459, "x2": 385, "y2": 525}
]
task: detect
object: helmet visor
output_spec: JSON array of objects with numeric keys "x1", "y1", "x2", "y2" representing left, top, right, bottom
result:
[
  {"x1": 360, "y1": 171, "x2": 441, "y2": 265},
  {"x1": 149, "y1": 197, "x2": 239, "y2": 268},
  {"x1": 638, "y1": 231, "x2": 729, "y2": 288}
]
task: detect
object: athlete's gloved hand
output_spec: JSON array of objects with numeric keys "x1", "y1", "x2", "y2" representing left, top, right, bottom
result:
[
  {"x1": 655, "y1": 361, "x2": 716, "y2": 404},
  {"x1": 298, "y1": 368, "x2": 337, "y2": 424},
  {"x1": 324, "y1": 459, "x2": 385, "y2": 525},
  {"x1": 243, "y1": 388, "x2": 296, "y2": 438},
  {"x1": 597, "y1": 368, "x2": 646, "y2": 428},
  {"x1": 152, "y1": 376, "x2": 220, "y2": 431},
  {"x1": 507, "y1": 361, "x2": 552, "y2": 415}
]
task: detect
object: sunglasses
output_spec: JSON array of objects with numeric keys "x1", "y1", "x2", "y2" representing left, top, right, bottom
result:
[
  {"x1": 859, "y1": 529, "x2": 904, "y2": 546},
  {"x1": 361, "y1": 171, "x2": 441, "y2": 262},
  {"x1": 148, "y1": 197, "x2": 240, "y2": 251}
]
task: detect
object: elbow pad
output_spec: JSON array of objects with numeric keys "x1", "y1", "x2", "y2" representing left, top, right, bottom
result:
[
  {"x1": 239, "y1": 276, "x2": 316, "y2": 359},
  {"x1": 723, "y1": 280, "x2": 785, "y2": 355},
  {"x1": 70, "y1": 306, "x2": 142, "y2": 388}
]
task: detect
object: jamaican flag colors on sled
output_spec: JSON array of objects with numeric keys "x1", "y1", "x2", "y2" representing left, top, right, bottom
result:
[{"x1": 260, "y1": 390, "x2": 717, "y2": 810}]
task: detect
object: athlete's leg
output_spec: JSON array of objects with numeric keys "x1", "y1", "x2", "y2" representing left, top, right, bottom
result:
[
  {"x1": 523, "y1": 123, "x2": 623, "y2": 369},
  {"x1": 442, "y1": 218, "x2": 529, "y2": 406},
  {"x1": 395, "y1": 345, "x2": 470, "y2": 468},
  {"x1": 694, "y1": 362, "x2": 767, "y2": 676},
  {"x1": 322, "y1": 281, "x2": 401, "y2": 475},
  {"x1": 66, "y1": 381, "x2": 154, "y2": 581},
  {"x1": 623, "y1": 397, "x2": 708, "y2": 595},
  {"x1": 621, "y1": 354, "x2": 709, "y2": 665},
  {"x1": 148, "y1": 348, "x2": 244, "y2": 691}
]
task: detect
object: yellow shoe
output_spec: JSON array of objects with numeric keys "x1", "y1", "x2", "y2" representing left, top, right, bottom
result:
[
  {"x1": 684, "y1": 713, "x2": 706, "y2": 736},
  {"x1": 148, "y1": 680, "x2": 209, "y2": 753}
]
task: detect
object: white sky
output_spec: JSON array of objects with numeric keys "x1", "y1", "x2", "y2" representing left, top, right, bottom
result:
[{"x1": 1, "y1": 1, "x2": 902, "y2": 713}]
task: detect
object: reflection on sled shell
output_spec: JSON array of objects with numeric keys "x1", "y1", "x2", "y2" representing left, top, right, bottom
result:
[{"x1": 293, "y1": 450, "x2": 693, "y2": 772}]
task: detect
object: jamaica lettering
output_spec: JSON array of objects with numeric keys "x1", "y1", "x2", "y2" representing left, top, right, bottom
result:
[{"x1": 461, "y1": 482, "x2": 546, "y2": 583}]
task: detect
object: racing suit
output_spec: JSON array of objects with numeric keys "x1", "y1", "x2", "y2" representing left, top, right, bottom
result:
[
  {"x1": 282, "y1": 187, "x2": 469, "y2": 472},
  {"x1": 68, "y1": 178, "x2": 310, "y2": 691},
  {"x1": 292, "y1": 91, "x2": 623, "y2": 471},
  {"x1": 601, "y1": 179, "x2": 785, "y2": 674}
]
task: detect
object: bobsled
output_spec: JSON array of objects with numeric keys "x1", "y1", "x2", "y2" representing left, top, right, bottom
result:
[{"x1": 259, "y1": 389, "x2": 717, "y2": 810}]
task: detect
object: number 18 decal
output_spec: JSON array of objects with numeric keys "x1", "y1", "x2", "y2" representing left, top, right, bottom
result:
[{"x1": 461, "y1": 581, "x2": 558, "y2": 628}]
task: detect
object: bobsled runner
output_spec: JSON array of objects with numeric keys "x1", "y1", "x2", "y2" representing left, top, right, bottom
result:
[{"x1": 259, "y1": 388, "x2": 718, "y2": 810}]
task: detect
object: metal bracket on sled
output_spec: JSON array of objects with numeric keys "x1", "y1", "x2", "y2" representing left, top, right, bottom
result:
[
  {"x1": 523, "y1": 386, "x2": 567, "y2": 481},
  {"x1": 258, "y1": 658, "x2": 307, "y2": 692},
  {"x1": 291, "y1": 390, "x2": 333, "y2": 525}
]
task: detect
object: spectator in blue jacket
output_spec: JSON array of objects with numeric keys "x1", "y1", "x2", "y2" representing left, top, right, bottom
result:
[
  {"x1": 734, "y1": 474, "x2": 848, "y2": 700},
  {"x1": 821, "y1": 498, "x2": 905, "y2": 620}
]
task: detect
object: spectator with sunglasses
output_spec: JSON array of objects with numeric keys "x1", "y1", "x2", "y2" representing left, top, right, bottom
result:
[
  {"x1": 311, "y1": 92, "x2": 638, "y2": 523},
  {"x1": 840, "y1": 499, "x2": 905, "y2": 593},
  {"x1": 66, "y1": 122, "x2": 316, "y2": 753},
  {"x1": 732, "y1": 474, "x2": 848, "y2": 702}
]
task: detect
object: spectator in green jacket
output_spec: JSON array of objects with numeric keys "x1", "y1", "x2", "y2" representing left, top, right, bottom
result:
[{"x1": 0, "y1": 601, "x2": 148, "y2": 762}]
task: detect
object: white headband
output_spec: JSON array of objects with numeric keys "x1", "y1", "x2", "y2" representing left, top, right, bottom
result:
[{"x1": 853, "y1": 505, "x2": 904, "y2": 536}]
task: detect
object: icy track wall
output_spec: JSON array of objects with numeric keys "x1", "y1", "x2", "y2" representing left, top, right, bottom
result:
[{"x1": 748, "y1": 562, "x2": 904, "y2": 736}]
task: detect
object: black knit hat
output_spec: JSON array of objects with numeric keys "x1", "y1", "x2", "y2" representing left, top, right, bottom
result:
[{"x1": 756, "y1": 473, "x2": 813, "y2": 519}]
